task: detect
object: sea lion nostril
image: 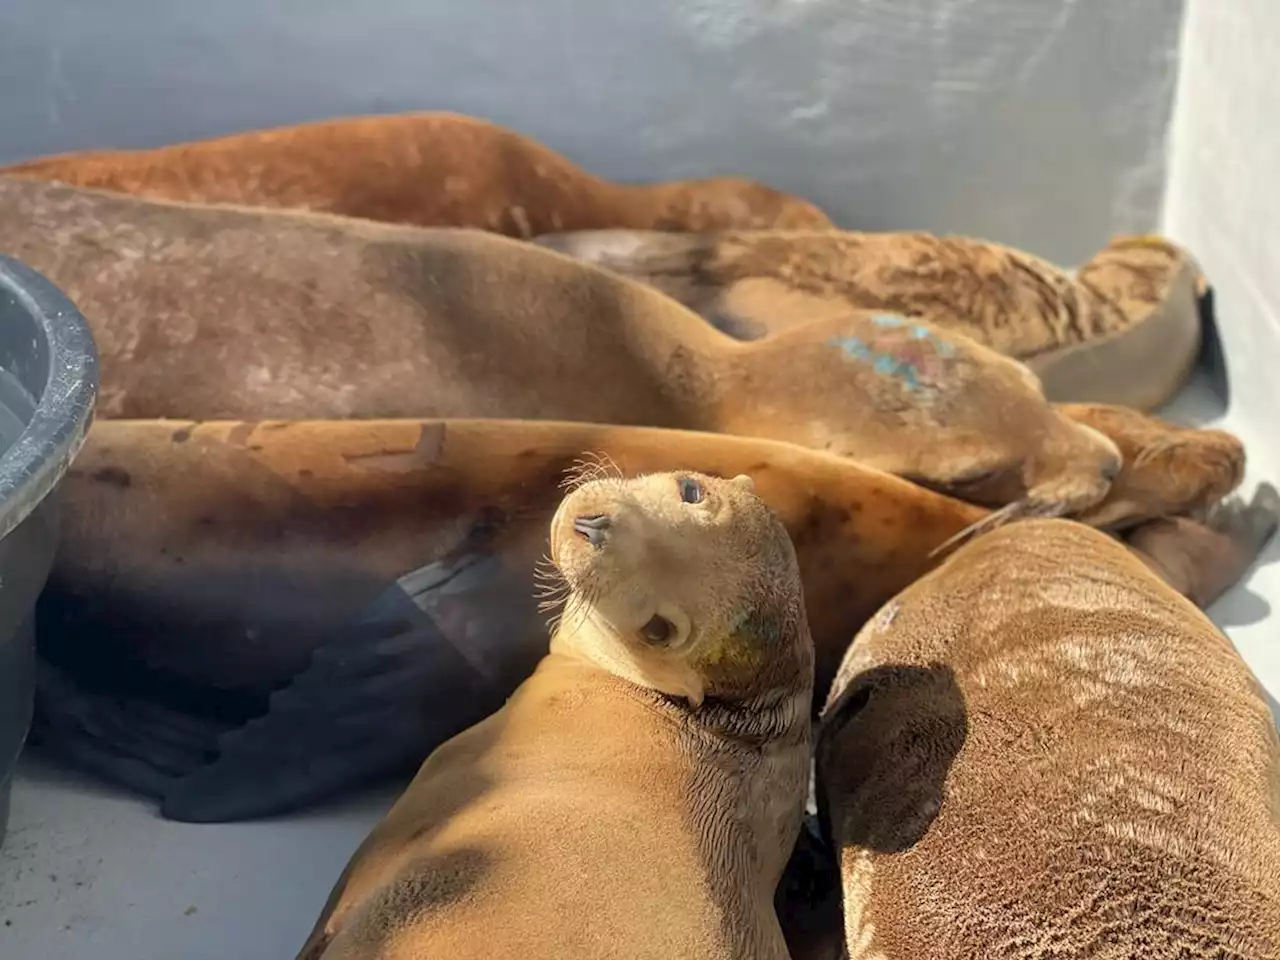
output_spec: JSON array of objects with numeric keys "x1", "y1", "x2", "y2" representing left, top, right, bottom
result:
[{"x1": 572, "y1": 514, "x2": 612, "y2": 547}]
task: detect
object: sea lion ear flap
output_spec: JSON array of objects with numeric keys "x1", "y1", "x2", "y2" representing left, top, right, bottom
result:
[{"x1": 730, "y1": 474, "x2": 756, "y2": 493}]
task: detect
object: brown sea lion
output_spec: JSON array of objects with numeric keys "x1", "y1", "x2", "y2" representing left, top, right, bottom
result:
[
  {"x1": 1064, "y1": 402, "x2": 1245, "y2": 531},
  {"x1": 295, "y1": 470, "x2": 814, "y2": 960},
  {"x1": 33, "y1": 412, "x2": 1249, "y2": 824},
  {"x1": 0, "y1": 112, "x2": 831, "y2": 235},
  {"x1": 815, "y1": 500, "x2": 1280, "y2": 960},
  {"x1": 0, "y1": 176, "x2": 1120, "y2": 522},
  {"x1": 535, "y1": 229, "x2": 1208, "y2": 411}
]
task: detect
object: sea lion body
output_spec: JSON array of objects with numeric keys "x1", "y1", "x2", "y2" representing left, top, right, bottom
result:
[
  {"x1": 0, "y1": 176, "x2": 1121, "y2": 519},
  {"x1": 1, "y1": 112, "x2": 831, "y2": 235},
  {"x1": 35, "y1": 412, "x2": 1249, "y2": 823},
  {"x1": 297, "y1": 471, "x2": 814, "y2": 960},
  {"x1": 816, "y1": 515, "x2": 1280, "y2": 959},
  {"x1": 535, "y1": 228, "x2": 1206, "y2": 410}
]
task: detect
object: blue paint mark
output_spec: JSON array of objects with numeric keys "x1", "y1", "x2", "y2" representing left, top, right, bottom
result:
[
  {"x1": 911, "y1": 325, "x2": 929, "y2": 339},
  {"x1": 828, "y1": 334, "x2": 925, "y2": 391},
  {"x1": 827, "y1": 335, "x2": 870, "y2": 360},
  {"x1": 871, "y1": 313, "x2": 906, "y2": 328}
]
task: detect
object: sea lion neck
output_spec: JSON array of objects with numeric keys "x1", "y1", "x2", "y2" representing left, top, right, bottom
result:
[{"x1": 543, "y1": 639, "x2": 811, "y2": 756}]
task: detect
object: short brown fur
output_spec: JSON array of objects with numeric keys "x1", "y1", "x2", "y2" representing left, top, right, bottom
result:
[
  {"x1": 0, "y1": 175, "x2": 1119, "y2": 521},
  {"x1": 1, "y1": 112, "x2": 831, "y2": 236},
  {"x1": 816, "y1": 514, "x2": 1280, "y2": 960},
  {"x1": 296, "y1": 472, "x2": 813, "y2": 960},
  {"x1": 535, "y1": 229, "x2": 1204, "y2": 410},
  {"x1": 39, "y1": 414, "x2": 1249, "y2": 824}
]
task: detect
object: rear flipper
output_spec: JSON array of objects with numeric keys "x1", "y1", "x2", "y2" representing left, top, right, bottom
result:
[
  {"x1": 1124, "y1": 482, "x2": 1280, "y2": 608},
  {"x1": 35, "y1": 551, "x2": 546, "y2": 824},
  {"x1": 30, "y1": 659, "x2": 231, "y2": 800},
  {"x1": 159, "y1": 551, "x2": 546, "y2": 823}
]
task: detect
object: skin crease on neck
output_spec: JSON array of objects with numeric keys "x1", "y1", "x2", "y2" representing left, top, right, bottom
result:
[
  {"x1": 0, "y1": 112, "x2": 833, "y2": 235},
  {"x1": 295, "y1": 471, "x2": 814, "y2": 960},
  {"x1": 4, "y1": 175, "x2": 1123, "y2": 524},
  {"x1": 37, "y1": 413, "x2": 1252, "y2": 825},
  {"x1": 815, "y1": 515, "x2": 1280, "y2": 960}
]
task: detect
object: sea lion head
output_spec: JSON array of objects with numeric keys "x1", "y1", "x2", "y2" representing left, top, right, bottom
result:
[{"x1": 547, "y1": 469, "x2": 812, "y2": 707}]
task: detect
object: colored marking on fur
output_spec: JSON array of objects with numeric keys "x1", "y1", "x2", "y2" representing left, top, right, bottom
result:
[
  {"x1": 828, "y1": 334, "x2": 922, "y2": 390},
  {"x1": 828, "y1": 316, "x2": 960, "y2": 391}
]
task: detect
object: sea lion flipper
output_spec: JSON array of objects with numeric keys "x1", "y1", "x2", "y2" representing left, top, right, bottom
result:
[
  {"x1": 158, "y1": 591, "x2": 486, "y2": 823},
  {"x1": 31, "y1": 659, "x2": 227, "y2": 799},
  {"x1": 159, "y1": 554, "x2": 545, "y2": 824},
  {"x1": 1124, "y1": 482, "x2": 1280, "y2": 608}
]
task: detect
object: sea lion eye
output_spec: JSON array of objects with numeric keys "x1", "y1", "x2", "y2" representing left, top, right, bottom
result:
[
  {"x1": 641, "y1": 614, "x2": 674, "y2": 645},
  {"x1": 678, "y1": 477, "x2": 704, "y2": 504}
]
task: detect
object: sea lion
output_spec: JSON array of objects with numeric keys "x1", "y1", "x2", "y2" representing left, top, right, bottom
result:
[
  {"x1": 1063, "y1": 402, "x2": 1245, "y2": 531},
  {"x1": 535, "y1": 229, "x2": 1207, "y2": 411},
  {"x1": 815, "y1": 498, "x2": 1280, "y2": 960},
  {"x1": 0, "y1": 112, "x2": 831, "y2": 235},
  {"x1": 32, "y1": 412, "x2": 1248, "y2": 823},
  {"x1": 295, "y1": 470, "x2": 814, "y2": 960},
  {"x1": 0, "y1": 176, "x2": 1120, "y2": 521}
]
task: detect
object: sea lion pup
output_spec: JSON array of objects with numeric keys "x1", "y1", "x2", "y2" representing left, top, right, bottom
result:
[
  {"x1": 1, "y1": 112, "x2": 831, "y2": 234},
  {"x1": 0, "y1": 176, "x2": 1119, "y2": 522},
  {"x1": 815, "y1": 499, "x2": 1280, "y2": 960},
  {"x1": 295, "y1": 470, "x2": 814, "y2": 960},
  {"x1": 534, "y1": 229, "x2": 1206, "y2": 410},
  {"x1": 33, "y1": 412, "x2": 1248, "y2": 824}
]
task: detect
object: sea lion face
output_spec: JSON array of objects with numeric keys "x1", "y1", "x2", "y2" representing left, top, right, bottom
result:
[{"x1": 548, "y1": 470, "x2": 809, "y2": 705}]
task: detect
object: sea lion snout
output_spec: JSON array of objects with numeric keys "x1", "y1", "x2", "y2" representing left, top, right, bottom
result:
[{"x1": 571, "y1": 513, "x2": 612, "y2": 548}]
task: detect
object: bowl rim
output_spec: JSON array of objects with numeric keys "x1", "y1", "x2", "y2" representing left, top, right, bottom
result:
[{"x1": 0, "y1": 255, "x2": 99, "y2": 541}]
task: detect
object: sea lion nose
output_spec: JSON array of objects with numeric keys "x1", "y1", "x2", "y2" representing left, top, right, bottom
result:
[{"x1": 572, "y1": 514, "x2": 612, "y2": 547}]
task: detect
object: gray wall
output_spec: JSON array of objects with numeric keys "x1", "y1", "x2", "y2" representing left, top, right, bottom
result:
[
  {"x1": 1165, "y1": 0, "x2": 1280, "y2": 421},
  {"x1": 1164, "y1": 0, "x2": 1280, "y2": 712},
  {"x1": 1, "y1": 0, "x2": 1183, "y2": 264}
]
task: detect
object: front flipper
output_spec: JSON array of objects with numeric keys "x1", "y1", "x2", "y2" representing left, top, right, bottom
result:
[
  {"x1": 158, "y1": 551, "x2": 546, "y2": 823},
  {"x1": 30, "y1": 659, "x2": 232, "y2": 799},
  {"x1": 34, "y1": 550, "x2": 547, "y2": 824}
]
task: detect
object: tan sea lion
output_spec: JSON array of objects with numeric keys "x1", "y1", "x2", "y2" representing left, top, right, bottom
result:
[
  {"x1": 815, "y1": 499, "x2": 1280, "y2": 960},
  {"x1": 535, "y1": 229, "x2": 1208, "y2": 411},
  {"x1": 33, "y1": 412, "x2": 1248, "y2": 824},
  {"x1": 0, "y1": 176, "x2": 1121, "y2": 522},
  {"x1": 295, "y1": 470, "x2": 814, "y2": 960},
  {"x1": 0, "y1": 112, "x2": 831, "y2": 235}
]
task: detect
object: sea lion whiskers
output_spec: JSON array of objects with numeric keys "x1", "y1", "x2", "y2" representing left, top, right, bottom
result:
[
  {"x1": 926, "y1": 496, "x2": 1069, "y2": 559},
  {"x1": 547, "y1": 469, "x2": 808, "y2": 708},
  {"x1": 559, "y1": 451, "x2": 626, "y2": 492}
]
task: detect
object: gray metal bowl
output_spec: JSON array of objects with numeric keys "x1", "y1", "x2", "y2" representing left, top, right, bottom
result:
[{"x1": 0, "y1": 255, "x2": 98, "y2": 848}]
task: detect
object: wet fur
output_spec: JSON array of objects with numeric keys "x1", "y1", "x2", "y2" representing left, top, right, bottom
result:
[
  {"x1": 816, "y1": 514, "x2": 1280, "y2": 959},
  {"x1": 1, "y1": 112, "x2": 831, "y2": 236},
  {"x1": 296, "y1": 472, "x2": 814, "y2": 960},
  {"x1": 534, "y1": 229, "x2": 1205, "y2": 410}
]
